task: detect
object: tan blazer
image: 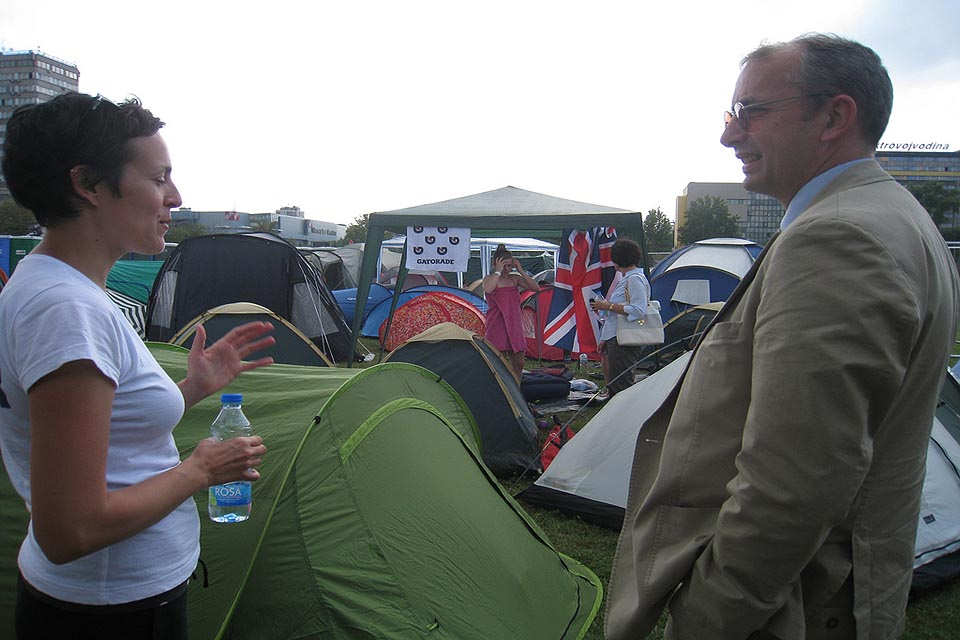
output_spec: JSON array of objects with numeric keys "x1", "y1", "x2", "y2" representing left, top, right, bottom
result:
[{"x1": 606, "y1": 161, "x2": 960, "y2": 640}]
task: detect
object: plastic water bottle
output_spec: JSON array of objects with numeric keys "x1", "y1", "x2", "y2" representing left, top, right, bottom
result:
[
  {"x1": 593, "y1": 293, "x2": 608, "y2": 320},
  {"x1": 578, "y1": 353, "x2": 588, "y2": 370},
  {"x1": 208, "y1": 393, "x2": 253, "y2": 523}
]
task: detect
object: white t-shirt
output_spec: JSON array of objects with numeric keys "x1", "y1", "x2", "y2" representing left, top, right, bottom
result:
[{"x1": 0, "y1": 254, "x2": 200, "y2": 605}]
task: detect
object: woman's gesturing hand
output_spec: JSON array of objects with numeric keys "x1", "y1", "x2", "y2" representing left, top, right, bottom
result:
[{"x1": 179, "y1": 321, "x2": 275, "y2": 409}]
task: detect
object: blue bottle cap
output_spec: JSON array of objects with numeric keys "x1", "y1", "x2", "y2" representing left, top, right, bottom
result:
[{"x1": 220, "y1": 393, "x2": 243, "y2": 403}]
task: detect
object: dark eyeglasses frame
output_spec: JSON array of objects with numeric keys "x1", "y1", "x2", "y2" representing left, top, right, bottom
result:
[
  {"x1": 69, "y1": 94, "x2": 122, "y2": 186},
  {"x1": 723, "y1": 93, "x2": 827, "y2": 132},
  {"x1": 75, "y1": 94, "x2": 120, "y2": 135},
  {"x1": 90, "y1": 93, "x2": 119, "y2": 111}
]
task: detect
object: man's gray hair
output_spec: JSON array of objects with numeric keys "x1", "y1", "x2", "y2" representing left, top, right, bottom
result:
[{"x1": 743, "y1": 33, "x2": 893, "y2": 149}]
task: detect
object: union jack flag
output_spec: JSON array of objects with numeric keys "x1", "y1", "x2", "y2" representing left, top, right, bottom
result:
[{"x1": 543, "y1": 227, "x2": 618, "y2": 354}]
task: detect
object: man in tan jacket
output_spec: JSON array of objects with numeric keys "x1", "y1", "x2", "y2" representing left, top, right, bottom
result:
[{"x1": 606, "y1": 34, "x2": 960, "y2": 640}]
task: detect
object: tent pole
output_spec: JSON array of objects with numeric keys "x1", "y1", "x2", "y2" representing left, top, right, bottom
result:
[
  {"x1": 379, "y1": 239, "x2": 410, "y2": 360},
  {"x1": 349, "y1": 225, "x2": 386, "y2": 367},
  {"x1": 536, "y1": 293, "x2": 545, "y2": 366}
]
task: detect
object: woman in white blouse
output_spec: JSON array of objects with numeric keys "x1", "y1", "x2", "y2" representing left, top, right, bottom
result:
[{"x1": 590, "y1": 238, "x2": 651, "y2": 397}]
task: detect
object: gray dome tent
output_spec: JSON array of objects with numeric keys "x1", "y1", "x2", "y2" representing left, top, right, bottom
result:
[
  {"x1": 521, "y1": 354, "x2": 960, "y2": 598},
  {"x1": 384, "y1": 323, "x2": 540, "y2": 475},
  {"x1": 299, "y1": 245, "x2": 363, "y2": 291}
]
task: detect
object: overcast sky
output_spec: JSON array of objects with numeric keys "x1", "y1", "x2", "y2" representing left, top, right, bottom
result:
[{"x1": 3, "y1": 0, "x2": 958, "y2": 225}]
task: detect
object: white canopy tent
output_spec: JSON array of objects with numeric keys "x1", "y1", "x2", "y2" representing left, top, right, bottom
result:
[{"x1": 349, "y1": 185, "x2": 647, "y2": 363}]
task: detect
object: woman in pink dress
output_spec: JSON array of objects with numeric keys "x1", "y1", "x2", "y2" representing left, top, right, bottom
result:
[{"x1": 483, "y1": 244, "x2": 540, "y2": 383}]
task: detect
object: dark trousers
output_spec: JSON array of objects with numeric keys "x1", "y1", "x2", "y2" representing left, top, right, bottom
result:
[
  {"x1": 603, "y1": 338, "x2": 648, "y2": 396},
  {"x1": 15, "y1": 573, "x2": 188, "y2": 640}
]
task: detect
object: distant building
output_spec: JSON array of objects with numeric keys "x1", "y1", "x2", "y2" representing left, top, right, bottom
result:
[
  {"x1": 171, "y1": 207, "x2": 345, "y2": 246},
  {"x1": 677, "y1": 182, "x2": 783, "y2": 246},
  {"x1": 876, "y1": 149, "x2": 959, "y2": 187},
  {"x1": 876, "y1": 149, "x2": 960, "y2": 226},
  {"x1": 0, "y1": 49, "x2": 80, "y2": 201},
  {"x1": 679, "y1": 149, "x2": 960, "y2": 246}
]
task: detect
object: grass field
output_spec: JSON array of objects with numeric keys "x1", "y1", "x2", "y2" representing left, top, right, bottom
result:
[
  {"x1": 524, "y1": 485, "x2": 960, "y2": 640},
  {"x1": 357, "y1": 340, "x2": 960, "y2": 638}
]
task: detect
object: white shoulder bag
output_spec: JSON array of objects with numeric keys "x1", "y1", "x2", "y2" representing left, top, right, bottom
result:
[{"x1": 616, "y1": 279, "x2": 664, "y2": 346}]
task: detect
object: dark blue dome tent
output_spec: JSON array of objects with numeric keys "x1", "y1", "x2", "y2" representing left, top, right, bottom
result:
[
  {"x1": 332, "y1": 283, "x2": 393, "y2": 326},
  {"x1": 650, "y1": 237, "x2": 762, "y2": 321}
]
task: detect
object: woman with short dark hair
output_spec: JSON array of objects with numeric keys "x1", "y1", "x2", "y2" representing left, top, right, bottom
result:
[{"x1": 0, "y1": 92, "x2": 275, "y2": 639}]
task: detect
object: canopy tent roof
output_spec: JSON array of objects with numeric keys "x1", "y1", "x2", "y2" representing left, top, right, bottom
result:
[
  {"x1": 351, "y1": 186, "x2": 647, "y2": 362},
  {"x1": 368, "y1": 186, "x2": 638, "y2": 236}
]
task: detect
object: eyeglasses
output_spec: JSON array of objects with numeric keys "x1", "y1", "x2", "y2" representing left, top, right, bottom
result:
[
  {"x1": 75, "y1": 94, "x2": 119, "y2": 137},
  {"x1": 69, "y1": 94, "x2": 122, "y2": 185},
  {"x1": 723, "y1": 93, "x2": 826, "y2": 132},
  {"x1": 89, "y1": 93, "x2": 119, "y2": 111}
]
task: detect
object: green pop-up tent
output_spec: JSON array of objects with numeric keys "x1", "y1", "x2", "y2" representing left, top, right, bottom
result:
[{"x1": 0, "y1": 343, "x2": 601, "y2": 639}]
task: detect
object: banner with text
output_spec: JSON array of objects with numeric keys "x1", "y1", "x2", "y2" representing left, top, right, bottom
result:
[{"x1": 404, "y1": 226, "x2": 471, "y2": 272}]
